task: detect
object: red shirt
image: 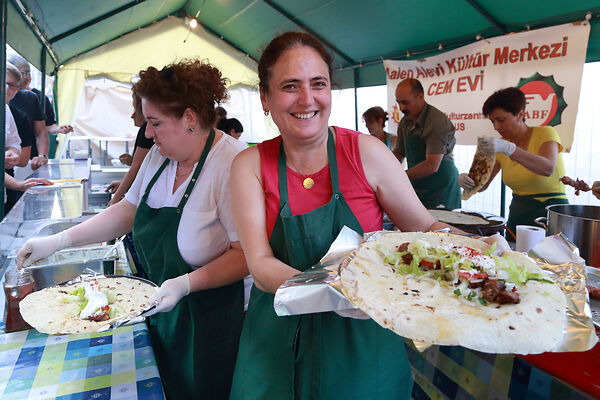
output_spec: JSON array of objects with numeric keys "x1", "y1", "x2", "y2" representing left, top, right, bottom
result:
[{"x1": 259, "y1": 126, "x2": 383, "y2": 237}]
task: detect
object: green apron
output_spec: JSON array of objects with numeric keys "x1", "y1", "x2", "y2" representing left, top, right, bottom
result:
[
  {"x1": 403, "y1": 121, "x2": 461, "y2": 210},
  {"x1": 132, "y1": 130, "x2": 244, "y2": 399},
  {"x1": 230, "y1": 129, "x2": 412, "y2": 400},
  {"x1": 508, "y1": 192, "x2": 568, "y2": 233}
]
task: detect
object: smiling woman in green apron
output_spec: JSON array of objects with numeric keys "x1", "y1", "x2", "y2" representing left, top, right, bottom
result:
[
  {"x1": 458, "y1": 87, "x2": 568, "y2": 233},
  {"x1": 17, "y1": 60, "x2": 248, "y2": 399},
  {"x1": 227, "y1": 32, "x2": 463, "y2": 400}
]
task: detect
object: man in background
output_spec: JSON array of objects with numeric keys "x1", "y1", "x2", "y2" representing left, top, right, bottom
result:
[
  {"x1": 8, "y1": 53, "x2": 73, "y2": 166},
  {"x1": 393, "y1": 78, "x2": 461, "y2": 210}
]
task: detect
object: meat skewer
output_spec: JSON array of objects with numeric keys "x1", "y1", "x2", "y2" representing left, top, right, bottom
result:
[{"x1": 560, "y1": 176, "x2": 591, "y2": 196}]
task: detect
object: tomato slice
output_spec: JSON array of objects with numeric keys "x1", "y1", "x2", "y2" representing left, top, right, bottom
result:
[
  {"x1": 458, "y1": 271, "x2": 489, "y2": 281},
  {"x1": 101, "y1": 305, "x2": 110, "y2": 311},
  {"x1": 420, "y1": 260, "x2": 441, "y2": 270}
]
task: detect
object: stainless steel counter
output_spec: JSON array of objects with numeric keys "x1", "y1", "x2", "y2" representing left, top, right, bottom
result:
[
  {"x1": 28, "y1": 158, "x2": 92, "y2": 181},
  {"x1": 0, "y1": 159, "x2": 164, "y2": 400}
]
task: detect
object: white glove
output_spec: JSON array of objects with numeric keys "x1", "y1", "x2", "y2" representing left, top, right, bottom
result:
[
  {"x1": 145, "y1": 274, "x2": 190, "y2": 316},
  {"x1": 482, "y1": 233, "x2": 511, "y2": 256},
  {"x1": 458, "y1": 173, "x2": 475, "y2": 190},
  {"x1": 17, "y1": 231, "x2": 72, "y2": 269},
  {"x1": 479, "y1": 137, "x2": 516, "y2": 156}
]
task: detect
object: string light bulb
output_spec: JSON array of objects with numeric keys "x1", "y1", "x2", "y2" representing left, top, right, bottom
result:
[{"x1": 189, "y1": 18, "x2": 198, "y2": 29}]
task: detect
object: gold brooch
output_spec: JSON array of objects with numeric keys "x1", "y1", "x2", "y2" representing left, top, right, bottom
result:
[{"x1": 303, "y1": 177, "x2": 314, "y2": 189}]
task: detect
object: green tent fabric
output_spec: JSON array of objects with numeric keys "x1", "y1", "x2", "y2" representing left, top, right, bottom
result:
[{"x1": 7, "y1": 0, "x2": 600, "y2": 91}]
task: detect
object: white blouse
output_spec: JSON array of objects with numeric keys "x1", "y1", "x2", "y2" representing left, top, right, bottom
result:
[
  {"x1": 126, "y1": 134, "x2": 246, "y2": 268},
  {"x1": 5, "y1": 108, "x2": 20, "y2": 151}
]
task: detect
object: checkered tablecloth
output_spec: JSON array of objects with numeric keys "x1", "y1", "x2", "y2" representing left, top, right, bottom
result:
[
  {"x1": 0, "y1": 323, "x2": 164, "y2": 400},
  {"x1": 407, "y1": 341, "x2": 596, "y2": 400}
]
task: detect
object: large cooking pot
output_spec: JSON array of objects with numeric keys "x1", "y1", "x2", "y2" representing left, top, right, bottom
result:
[{"x1": 535, "y1": 205, "x2": 600, "y2": 267}]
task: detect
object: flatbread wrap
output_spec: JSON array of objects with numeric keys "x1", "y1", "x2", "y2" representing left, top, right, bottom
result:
[
  {"x1": 462, "y1": 138, "x2": 495, "y2": 201},
  {"x1": 20, "y1": 276, "x2": 157, "y2": 334},
  {"x1": 340, "y1": 232, "x2": 567, "y2": 354}
]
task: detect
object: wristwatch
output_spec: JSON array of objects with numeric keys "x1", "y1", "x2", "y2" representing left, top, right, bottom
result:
[{"x1": 39, "y1": 154, "x2": 48, "y2": 158}]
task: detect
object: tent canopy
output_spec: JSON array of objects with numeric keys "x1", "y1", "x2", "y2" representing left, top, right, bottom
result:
[
  {"x1": 55, "y1": 16, "x2": 259, "y2": 125},
  {"x1": 7, "y1": 0, "x2": 600, "y2": 89}
]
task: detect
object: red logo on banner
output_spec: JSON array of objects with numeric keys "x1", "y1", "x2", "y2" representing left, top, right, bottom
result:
[
  {"x1": 517, "y1": 73, "x2": 567, "y2": 127},
  {"x1": 392, "y1": 104, "x2": 402, "y2": 124}
]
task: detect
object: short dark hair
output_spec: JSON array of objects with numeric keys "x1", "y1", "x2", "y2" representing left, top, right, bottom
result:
[
  {"x1": 217, "y1": 118, "x2": 243, "y2": 133},
  {"x1": 482, "y1": 87, "x2": 526, "y2": 116},
  {"x1": 399, "y1": 78, "x2": 424, "y2": 96},
  {"x1": 258, "y1": 32, "x2": 332, "y2": 92}
]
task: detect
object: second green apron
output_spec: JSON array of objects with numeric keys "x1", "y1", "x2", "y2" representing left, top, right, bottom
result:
[
  {"x1": 507, "y1": 192, "x2": 568, "y2": 233},
  {"x1": 133, "y1": 130, "x2": 244, "y2": 399},
  {"x1": 403, "y1": 123, "x2": 461, "y2": 210},
  {"x1": 230, "y1": 129, "x2": 412, "y2": 400}
]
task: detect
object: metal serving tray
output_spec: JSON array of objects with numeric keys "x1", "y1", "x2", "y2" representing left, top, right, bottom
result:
[{"x1": 10, "y1": 247, "x2": 119, "y2": 291}]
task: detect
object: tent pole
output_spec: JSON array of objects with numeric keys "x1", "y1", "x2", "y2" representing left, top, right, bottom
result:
[
  {"x1": 10, "y1": 0, "x2": 58, "y2": 66},
  {"x1": 40, "y1": 47, "x2": 46, "y2": 120},
  {"x1": 353, "y1": 69, "x2": 359, "y2": 131},
  {"x1": 464, "y1": 0, "x2": 506, "y2": 33},
  {"x1": 262, "y1": 0, "x2": 356, "y2": 66},
  {"x1": 48, "y1": 0, "x2": 146, "y2": 43},
  {"x1": 1, "y1": 0, "x2": 7, "y2": 217}
]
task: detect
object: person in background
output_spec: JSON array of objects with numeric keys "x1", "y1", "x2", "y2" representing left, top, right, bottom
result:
[
  {"x1": 4, "y1": 173, "x2": 52, "y2": 211},
  {"x1": 5, "y1": 63, "x2": 34, "y2": 214},
  {"x1": 7, "y1": 53, "x2": 49, "y2": 170},
  {"x1": 17, "y1": 59, "x2": 248, "y2": 399},
  {"x1": 215, "y1": 105, "x2": 227, "y2": 127},
  {"x1": 3, "y1": 75, "x2": 41, "y2": 214},
  {"x1": 105, "y1": 91, "x2": 154, "y2": 206},
  {"x1": 5, "y1": 64, "x2": 31, "y2": 167},
  {"x1": 362, "y1": 106, "x2": 396, "y2": 150},
  {"x1": 8, "y1": 54, "x2": 73, "y2": 136},
  {"x1": 393, "y1": 78, "x2": 461, "y2": 210},
  {"x1": 4, "y1": 95, "x2": 21, "y2": 169},
  {"x1": 458, "y1": 87, "x2": 568, "y2": 233},
  {"x1": 593, "y1": 181, "x2": 600, "y2": 199},
  {"x1": 217, "y1": 117, "x2": 244, "y2": 140},
  {"x1": 228, "y1": 31, "x2": 471, "y2": 400}
]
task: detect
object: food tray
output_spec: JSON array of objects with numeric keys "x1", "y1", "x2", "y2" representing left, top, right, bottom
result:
[{"x1": 54, "y1": 272, "x2": 158, "y2": 332}]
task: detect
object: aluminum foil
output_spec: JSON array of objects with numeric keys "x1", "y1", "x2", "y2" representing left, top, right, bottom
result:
[
  {"x1": 528, "y1": 234, "x2": 598, "y2": 352},
  {"x1": 274, "y1": 226, "x2": 361, "y2": 316},
  {"x1": 274, "y1": 229, "x2": 598, "y2": 353},
  {"x1": 55, "y1": 271, "x2": 158, "y2": 333}
]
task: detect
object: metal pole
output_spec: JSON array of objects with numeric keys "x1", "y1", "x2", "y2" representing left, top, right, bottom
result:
[
  {"x1": 1, "y1": 0, "x2": 7, "y2": 217},
  {"x1": 353, "y1": 69, "x2": 359, "y2": 131},
  {"x1": 40, "y1": 47, "x2": 46, "y2": 120},
  {"x1": 500, "y1": 180, "x2": 506, "y2": 218}
]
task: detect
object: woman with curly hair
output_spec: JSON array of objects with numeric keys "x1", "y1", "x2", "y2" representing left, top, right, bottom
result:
[{"x1": 17, "y1": 60, "x2": 248, "y2": 399}]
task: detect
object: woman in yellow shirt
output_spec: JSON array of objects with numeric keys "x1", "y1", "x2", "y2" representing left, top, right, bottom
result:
[{"x1": 458, "y1": 87, "x2": 568, "y2": 233}]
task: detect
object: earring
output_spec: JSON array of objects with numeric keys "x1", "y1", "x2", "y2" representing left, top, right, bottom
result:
[
  {"x1": 264, "y1": 110, "x2": 269, "y2": 116},
  {"x1": 188, "y1": 127, "x2": 194, "y2": 133}
]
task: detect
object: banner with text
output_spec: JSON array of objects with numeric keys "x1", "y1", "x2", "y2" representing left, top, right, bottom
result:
[{"x1": 384, "y1": 22, "x2": 590, "y2": 150}]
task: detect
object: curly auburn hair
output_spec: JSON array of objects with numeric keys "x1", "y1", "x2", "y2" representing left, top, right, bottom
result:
[{"x1": 133, "y1": 59, "x2": 229, "y2": 128}]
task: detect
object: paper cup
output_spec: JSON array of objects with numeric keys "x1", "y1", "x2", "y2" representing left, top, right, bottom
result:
[{"x1": 516, "y1": 225, "x2": 546, "y2": 253}]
